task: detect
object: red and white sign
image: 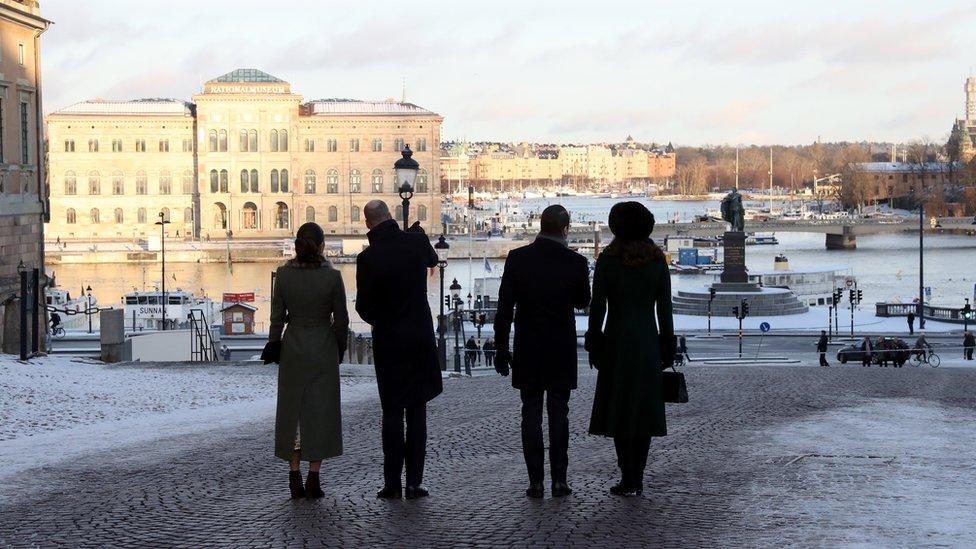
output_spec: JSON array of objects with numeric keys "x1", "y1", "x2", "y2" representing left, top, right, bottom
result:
[{"x1": 222, "y1": 292, "x2": 255, "y2": 303}]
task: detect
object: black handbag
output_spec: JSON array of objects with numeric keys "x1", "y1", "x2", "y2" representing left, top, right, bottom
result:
[
  {"x1": 261, "y1": 340, "x2": 281, "y2": 365},
  {"x1": 662, "y1": 367, "x2": 688, "y2": 403}
]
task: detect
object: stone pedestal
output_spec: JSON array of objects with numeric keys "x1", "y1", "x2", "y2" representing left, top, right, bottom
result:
[
  {"x1": 720, "y1": 231, "x2": 748, "y2": 283},
  {"x1": 100, "y1": 309, "x2": 127, "y2": 363}
]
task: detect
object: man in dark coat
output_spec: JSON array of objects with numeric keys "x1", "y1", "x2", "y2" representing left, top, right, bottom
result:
[
  {"x1": 356, "y1": 200, "x2": 441, "y2": 500},
  {"x1": 465, "y1": 336, "x2": 479, "y2": 368},
  {"x1": 907, "y1": 311, "x2": 916, "y2": 335},
  {"x1": 494, "y1": 205, "x2": 591, "y2": 498},
  {"x1": 817, "y1": 330, "x2": 829, "y2": 367},
  {"x1": 964, "y1": 331, "x2": 975, "y2": 360},
  {"x1": 483, "y1": 338, "x2": 496, "y2": 368}
]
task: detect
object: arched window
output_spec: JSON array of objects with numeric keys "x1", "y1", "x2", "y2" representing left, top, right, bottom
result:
[
  {"x1": 270, "y1": 169, "x2": 279, "y2": 193},
  {"x1": 220, "y1": 169, "x2": 229, "y2": 193},
  {"x1": 112, "y1": 171, "x2": 124, "y2": 195},
  {"x1": 242, "y1": 202, "x2": 258, "y2": 229},
  {"x1": 210, "y1": 169, "x2": 218, "y2": 193},
  {"x1": 281, "y1": 169, "x2": 289, "y2": 192},
  {"x1": 136, "y1": 170, "x2": 147, "y2": 195},
  {"x1": 350, "y1": 205, "x2": 361, "y2": 222},
  {"x1": 183, "y1": 207, "x2": 193, "y2": 223},
  {"x1": 279, "y1": 129, "x2": 288, "y2": 151},
  {"x1": 182, "y1": 170, "x2": 193, "y2": 194},
  {"x1": 249, "y1": 130, "x2": 258, "y2": 152},
  {"x1": 418, "y1": 204, "x2": 428, "y2": 221},
  {"x1": 213, "y1": 203, "x2": 227, "y2": 229},
  {"x1": 275, "y1": 202, "x2": 289, "y2": 229},
  {"x1": 64, "y1": 171, "x2": 77, "y2": 195},
  {"x1": 417, "y1": 169, "x2": 429, "y2": 193},
  {"x1": 304, "y1": 169, "x2": 316, "y2": 193},
  {"x1": 66, "y1": 208, "x2": 76, "y2": 224},
  {"x1": 114, "y1": 208, "x2": 124, "y2": 224},
  {"x1": 250, "y1": 169, "x2": 259, "y2": 193},
  {"x1": 138, "y1": 208, "x2": 147, "y2": 224},
  {"x1": 239, "y1": 129, "x2": 249, "y2": 152},
  {"x1": 395, "y1": 204, "x2": 403, "y2": 221},
  {"x1": 209, "y1": 130, "x2": 218, "y2": 152},
  {"x1": 218, "y1": 130, "x2": 227, "y2": 152},
  {"x1": 90, "y1": 208, "x2": 100, "y2": 224},
  {"x1": 305, "y1": 206, "x2": 315, "y2": 223},
  {"x1": 159, "y1": 170, "x2": 172, "y2": 195},
  {"x1": 270, "y1": 130, "x2": 279, "y2": 152},
  {"x1": 88, "y1": 171, "x2": 101, "y2": 195},
  {"x1": 371, "y1": 169, "x2": 383, "y2": 193},
  {"x1": 326, "y1": 169, "x2": 339, "y2": 193},
  {"x1": 240, "y1": 169, "x2": 249, "y2": 193},
  {"x1": 349, "y1": 169, "x2": 361, "y2": 193},
  {"x1": 328, "y1": 205, "x2": 338, "y2": 222},
  {"x1": 160, "y1": 207, "x2": 171, "y2": 222}
]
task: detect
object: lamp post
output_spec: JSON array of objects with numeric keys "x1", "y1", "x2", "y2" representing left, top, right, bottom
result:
[
  {"x1": 394, "y1": 145, "x2": 419, "y2": 230},
  {"x1": 435, "y1": 235, "x2": 450, "y2": 370},
  {"x1": 450, "y1": 278, "x2": 462, "y2": 373},
  {"x1": 911, "y1": 187, "x2": 925, "y2": 332},
  {"x1": 707, "y1": 287, "x2": 716, "y2": 335},
  {"x1": 85, "y1": 285, "x2": 93, "y2": 334},
  {"x1": 155, "y1": 211, "x2": 171, "y2": 330}
]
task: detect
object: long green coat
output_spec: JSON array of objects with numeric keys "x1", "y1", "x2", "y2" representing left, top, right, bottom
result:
[
  {"x1": 587, "y1": 253, "x2": 674, "y2": 439},
  {"x1": 269, "y1": 261, "x2": 349, "y2": 462}
]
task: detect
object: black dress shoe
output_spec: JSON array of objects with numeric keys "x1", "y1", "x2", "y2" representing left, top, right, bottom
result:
[
  {"x1": 609, "y1": 482, "x2": 642, "y2": 497},
  {"x1": 289, "y1": 471, "x2": 305, "y2": 500},
  {"x1": 405, "y1": 486, "x2": 429, "y2": 500},
  {"x1": 551, "y1": 481, "x2": 573, "y2": 497},
  {"x1": 376, "y1": 486, "x2": 402, "y2": 499},
  {"x1": 305, "y1": 471, "x2": 324, "y2": 499},
  {"x1": 525, "y1": 482, "x2": 545, "y2": 498}
]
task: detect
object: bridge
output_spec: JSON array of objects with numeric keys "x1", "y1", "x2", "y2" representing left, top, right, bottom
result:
[{"x1": 569, "y1": 217, "x2": 976, "y2": 249}]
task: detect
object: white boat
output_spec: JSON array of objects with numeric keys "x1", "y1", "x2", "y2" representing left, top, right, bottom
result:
[
  {"x1": 122, "y1": 289, "x2": 219, "y2": 331},
  {"x1": 45, "y1": 287, "x2": 99, "y2": 331}
]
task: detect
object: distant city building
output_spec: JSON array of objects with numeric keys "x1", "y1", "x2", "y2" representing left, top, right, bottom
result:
[
  {"x1": 439, "y1": 137, "x2": 675, "y2": 191},
  {"x1": 950, "y1": 76, "x2": 976, "y2": 162},
  {"x1": 0, "y1": 0, "x2": 50, "y2": 315},
  {"x1": 45, "y1": 69, "x2": 442, "y2": 242},
  {"x1": 848, "y1": 161, "x2": 966, "y2": 202}
]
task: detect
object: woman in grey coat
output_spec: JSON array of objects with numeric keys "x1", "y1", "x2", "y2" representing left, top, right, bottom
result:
[{"x1": 269, "y1": 222, "x2": 349, "y2": 499}]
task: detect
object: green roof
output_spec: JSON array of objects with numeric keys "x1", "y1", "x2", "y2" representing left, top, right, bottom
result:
[{"x1": 211, "y1": 68, "x2": 284, "y2": 83}]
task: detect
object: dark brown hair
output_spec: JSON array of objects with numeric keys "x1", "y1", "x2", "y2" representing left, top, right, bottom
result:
[
  {"x1": 603, "y1": 202, "x2": 665, "y2": 267},
  {"x1": 293, "y1": 222, "x2": 326, "y2": 266},
  {"x1": 540, "y1": 204, "x2": 570, "y2": 236}
]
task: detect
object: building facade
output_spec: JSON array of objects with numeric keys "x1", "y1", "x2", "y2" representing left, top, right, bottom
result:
[
  {"x1": 45, "y1": 69, "x2": 442, "y2": 241},
  {"x1": 0, "y1": 0, "x2": 49, "y2": 304},
  {"x1": 950, "y1": 76, "x2": 976, "y2": 163}
]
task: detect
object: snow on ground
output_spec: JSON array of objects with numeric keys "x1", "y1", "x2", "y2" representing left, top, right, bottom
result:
[{"x1": 0, "y1": 354, "x2": 377, "y2": 484}]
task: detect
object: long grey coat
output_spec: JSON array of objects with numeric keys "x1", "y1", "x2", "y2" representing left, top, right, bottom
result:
[{"x1": 269, "y1": 261, "x2": 349, "y2": 462}]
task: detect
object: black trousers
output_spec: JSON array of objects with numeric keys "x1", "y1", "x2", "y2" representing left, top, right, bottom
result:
[
  {"x1": 819, "y1": 352, "x2": 829, "y2": 367},
  {"x1": 381, "y1": 403, "x2": 427, "y2": 488},
  {"x1": 966, "y1": 347, "x2": 974, "y2": 360},
  {"x1": 519, "y1": 389, "x2": 570, "y2": 484},
  {"x1": 613, "y1": 436, "x2": 651, "y2": 487}
]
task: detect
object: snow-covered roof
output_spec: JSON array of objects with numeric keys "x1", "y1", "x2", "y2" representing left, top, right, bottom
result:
[
  {"x1": 851, "y1": 162, "x2": 965, "y2": 174},
  {"x1": 305, "y1": 99, "x2": 438, "y2": 116},
  {"x1": 220, "y1": 303, "x2": 257, "y2": 312},
  {"x1": 51, "y1": 99, "x2": 192, "y2": 117}
]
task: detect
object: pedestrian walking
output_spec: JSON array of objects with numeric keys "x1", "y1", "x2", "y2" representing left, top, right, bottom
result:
[
  {"x1": 482, "y1": 338, "x2": 496, "y2": 368},
  {"x1": 678, "y1": 335, "x2": 690, "y2": 363},
  {"x1": 907, "y1": 311, "x2": 916, "y2": 335},
  {"x1": 356, "y1": 201, "x2": 441, "y2": 500},
  {"x1": 268, "y1": 222, "x2": 349, "y2": 500},
  {"x1": 817, "y1": 330, "x2": 830, "y2": 367},
  {"x1": 494, "y1": 204, "x2": 591, "y2": 498},
  {"x1": 877, "y1": 337, "x2": 889, "y2": 367},
  {"x1": 464, "y1": 336, "x2": 478, "y2": 369},
  {"x1": 220, "y1": 344, "x2": 232, "y2": 361},
  {"x1": 964, "y1": 331, "x2": 975, "y2": 360},
  {"x1": 585, "y1": 202, "x2": 674, "y2": 497},
  {"x1": 860, "y1": 336, "x2": 872, "y2": 367}
]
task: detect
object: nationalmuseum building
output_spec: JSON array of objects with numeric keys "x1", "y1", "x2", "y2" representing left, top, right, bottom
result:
[{"x1": 45, "y1": 68, "x2": 443, "y2": 241}]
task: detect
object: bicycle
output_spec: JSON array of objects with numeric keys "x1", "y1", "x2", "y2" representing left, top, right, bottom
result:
[
  {"x1": 909, "y1": 350, "x2": 940, "y2": 368},
  {"x1": 51, "y1": 325, "x2": 66, "y2": 339}
]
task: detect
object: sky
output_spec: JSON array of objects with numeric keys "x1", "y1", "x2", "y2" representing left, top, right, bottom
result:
[{"x1": 40, "y1": 0, "x2": 976, "y2": 146}]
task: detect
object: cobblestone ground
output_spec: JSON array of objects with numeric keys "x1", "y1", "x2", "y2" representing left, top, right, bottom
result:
[{"x1": 2, "y1": 366, "x2": 975, "y2": 547}]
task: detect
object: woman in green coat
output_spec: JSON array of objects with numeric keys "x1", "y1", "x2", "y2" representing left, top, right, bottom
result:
[
  {"x1": 269, "y1": 222, "x2": 349, "y2": 499},
  {"x1": 585, "y1": 202, "x2": 675, "y2": 497}
]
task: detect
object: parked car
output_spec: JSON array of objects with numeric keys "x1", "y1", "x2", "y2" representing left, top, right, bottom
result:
[{"x1": 837, "y1": 337, "x2": 910, "y2": 366}]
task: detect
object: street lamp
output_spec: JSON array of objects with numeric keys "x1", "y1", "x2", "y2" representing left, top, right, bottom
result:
[
  {"x1": 910, "y1": 186, "x2": 925, "y2": 331},
  {"x1": 85, "y1": 285, "x2": 93, "y2": 334},
  {"x1": 450, "y1": 278, "x2": 462, "y2": 373},
  {"x1": 434, "y1": 235, "x2": 450, "y2": 370},
  {"x1": 394, "y1": 145, "x2": 419, "y2": 230},
  {"x1": 155, "y1": 211, "x2": 171, "y2": 331}
]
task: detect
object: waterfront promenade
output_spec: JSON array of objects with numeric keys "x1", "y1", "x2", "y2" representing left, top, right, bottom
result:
[{"x1": 2, "y1": 359, "x2": 974, "y2": 547}]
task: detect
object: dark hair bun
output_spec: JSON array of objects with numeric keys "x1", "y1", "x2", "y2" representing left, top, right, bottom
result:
[
  {"x1": 608, "y1": 201, "x2": 655, "y2": 241},
  {"x1": 294, "y1": 222, "x2": 325, "y2": 263}
]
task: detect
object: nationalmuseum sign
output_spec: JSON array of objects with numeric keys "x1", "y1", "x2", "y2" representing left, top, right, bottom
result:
[{"x1": 204, "y1": 84, "x2": 290, "y2": 94}]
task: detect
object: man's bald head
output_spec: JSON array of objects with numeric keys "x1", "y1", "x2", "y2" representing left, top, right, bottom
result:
[{"x1": 364, "y1": 200, "x2": 392, "y2": 229}]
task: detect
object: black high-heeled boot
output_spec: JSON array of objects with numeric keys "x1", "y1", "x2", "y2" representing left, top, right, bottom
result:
[
  {"x1": 305, "y1": 471, "x2": 324, "y2": 499},
  {"x1": 289, "y1": 471, "x2": 305, "y2": 499}
]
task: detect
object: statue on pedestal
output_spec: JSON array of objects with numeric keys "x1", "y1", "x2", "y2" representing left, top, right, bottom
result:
[{"x1": 721, "y1": 188, "x2": 745, "y2": 232}]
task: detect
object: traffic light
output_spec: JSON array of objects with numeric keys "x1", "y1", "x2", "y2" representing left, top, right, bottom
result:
[
  {"x1": 709, "y1": 287, "x2": 717, "y2": 301},
  {"x1": 963, "y1": 303, "x2": 974, "y2": 320},
  {"x1": 444, "y1": 295, "x2": 451, "y2": 308},
  {"x1": 856, "y1": 289, "x2": 863, "y2": 304},
  {"x1": 731, "y1": 306, "x2": 739, "y2": 318},
  {"x1": 741, "y1": 300, "x2": 750, "y2": 318},
  {"x1": 833, "y1": 288, "x2": 843, "y2": 305},
  {"x1": 478, "y1": 313, "x2": 487, "y2": 326},
  {"x1": 849, "y1": 289, "x2": 856, "y2": 304}
]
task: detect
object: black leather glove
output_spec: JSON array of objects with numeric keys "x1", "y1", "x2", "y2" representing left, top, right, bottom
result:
[
  {"x1": 405, "y1": 220, "x2": 425, "y2": 234},
  {"x1": 494, "y1": 348, "x2": 511, "y2": 377},
  {"x1": 335, "y1": 328, "x2": 348, "y2": 363},
  {"x1": 584, "y1": 331, "x2": 604, "y2": 370}
]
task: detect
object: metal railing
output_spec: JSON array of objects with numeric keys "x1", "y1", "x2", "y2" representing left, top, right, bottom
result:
[
  {"x1": 875, "y1": 302, "x2": 971, "y2": 324},
  {"x1": 188, "y1": 308, "x2": 218, "y2": 362}
]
